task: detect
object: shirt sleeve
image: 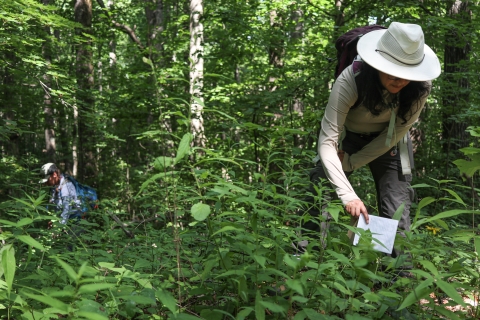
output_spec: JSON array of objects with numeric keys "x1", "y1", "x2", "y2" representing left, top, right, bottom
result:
[{"x1": 317, "y1": 66, "x2": 360, "y2": 205}]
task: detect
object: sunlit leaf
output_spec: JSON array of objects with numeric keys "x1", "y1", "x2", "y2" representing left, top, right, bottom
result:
[
  {"x1": 191, "y1": 203, "x2": 210, "y2": 221},
  {"x1": 2, "y1": 245, "x2": 15, "y2": 295},
  {"x1": 255, "y1": 290, "x2": 265, "y2": 320},
  {"x1": 175, "y1": 133, "x2": 192, "y2": 163},
  {"x1": 16, "y1": 235, "x2": 45, "y2": 251},
  {"x1": 52, "y1": 257, "x2": 77, "y2": 283},
  {"x1": 397, "y1": 278, "x2": 433, "y2": 310},
  {"x1": 435, "y1": 280, "x2": 465, "y2": 307},
  {"x1": 155, "y1": 289, "x2": 177, "y2": 314}
]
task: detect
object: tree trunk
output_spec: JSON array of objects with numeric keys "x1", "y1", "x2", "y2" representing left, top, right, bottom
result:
[
  {"x1": 75, "y1": 0, "x2": 96, "y2": 182},
  {"x1": 290, "y1": 8, "x2": 304, "y2": 149},
  {"x1": 42, "y1": 0, "x2": 56, "y2": 163},
  {"x1": 189, "y1": 0, "x2": 206, "y2": 149},
  {"x1": 442, "y1": 0, "x2": 471, "y2": 175}
]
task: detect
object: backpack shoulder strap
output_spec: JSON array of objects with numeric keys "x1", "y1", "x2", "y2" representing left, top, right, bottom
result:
[{"x1": 351, "y1": 57, "x2": 363, "y2": 109}]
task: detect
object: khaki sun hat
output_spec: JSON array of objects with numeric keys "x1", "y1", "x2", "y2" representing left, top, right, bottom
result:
[
  {"x1": 357, "y1": 22, "x2": 441, "y2": 81},
  {"x1": 39, "y1": 163, "x2": 57, "y2": 183}
]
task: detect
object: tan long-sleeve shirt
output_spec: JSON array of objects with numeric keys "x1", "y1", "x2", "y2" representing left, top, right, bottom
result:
[{"x1": 317, "y1": 63, "x2": 429, "y2": 205}]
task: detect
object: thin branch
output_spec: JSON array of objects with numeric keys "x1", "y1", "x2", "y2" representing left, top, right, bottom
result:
[
  {"x1": 417, "y1": 1, "x2": 434, "y2": 16},
  {"x1": 107, "y1": 211, "x2": 135, "y2": 238},
  {"x1": 306, "y1": 0, "x2": 334, "y2": 18},
  {"x1": 96, "y1": 0, "x2": 145, "y2": 50}
]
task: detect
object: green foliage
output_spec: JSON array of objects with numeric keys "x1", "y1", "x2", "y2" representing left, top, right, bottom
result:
[
  {"x1": 0, "y1": 139, "x2": 478, "y2": 319},
  {"x1": 1, "y1": 0, "x2": 479, "y2": 319}
]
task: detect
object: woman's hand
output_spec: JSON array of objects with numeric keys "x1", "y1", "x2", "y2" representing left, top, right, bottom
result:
[
  {"x1": 345, "y1": 199, "x2": 369, "y2": 224},
  {"x1": 337, "y1": 149, "x2": 345, "y2": 162}
]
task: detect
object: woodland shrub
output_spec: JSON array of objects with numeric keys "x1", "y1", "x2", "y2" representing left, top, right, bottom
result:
[{"x1": 0, "y1": 134, "x2": 479, "y2": 319}]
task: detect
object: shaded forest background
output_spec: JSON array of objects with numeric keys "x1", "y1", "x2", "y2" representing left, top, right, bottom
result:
[{"x1": 1, "y1": 0, "x2": 480, "y2": 319}]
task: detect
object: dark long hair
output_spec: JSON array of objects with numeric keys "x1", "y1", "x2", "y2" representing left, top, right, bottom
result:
[{"x1": 355, "y1": 62, "x2": 430, "y2": 124}]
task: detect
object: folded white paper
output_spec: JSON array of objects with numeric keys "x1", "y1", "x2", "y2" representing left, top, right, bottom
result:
[{"x1": 353, "y1": 215, "x2": 399, "y2": 254}]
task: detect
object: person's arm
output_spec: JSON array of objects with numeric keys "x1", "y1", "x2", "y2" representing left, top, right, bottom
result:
[{"x1": 317, "y1": 67, "x2": 368, "y2": 222}]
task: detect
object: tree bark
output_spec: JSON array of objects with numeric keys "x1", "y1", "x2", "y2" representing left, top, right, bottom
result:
[
  {"x1": 75, "y1": 0, "x2": 96, "y2": 182},
  {"x1": 42, "y1": 0, "x2": 56, "y2": 163},
  {"x1": 442, "y1": 0, "x2": 471, "y2": 173},
  {"x1": 189, "y1": 0, "x2": 206, "y2": 149}
]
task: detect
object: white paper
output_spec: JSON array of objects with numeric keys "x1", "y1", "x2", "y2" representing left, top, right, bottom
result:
[{"x1": 352, "y1": 215, "x2": 399, "y2": 254}]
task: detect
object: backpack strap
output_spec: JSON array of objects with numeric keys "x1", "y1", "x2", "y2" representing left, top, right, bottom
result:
[{"x1": 351, "y1": 56, "x2": 363, "y2": 109}]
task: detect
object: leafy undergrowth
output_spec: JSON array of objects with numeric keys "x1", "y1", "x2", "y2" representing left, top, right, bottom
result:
[{"x1": 0, "y1": 137, "x2": 479, "y2": 319}]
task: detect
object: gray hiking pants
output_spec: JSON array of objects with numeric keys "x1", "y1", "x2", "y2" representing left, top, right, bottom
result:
[{"x1": 303, "y1": 130, "x2": 415, "y2": 258}]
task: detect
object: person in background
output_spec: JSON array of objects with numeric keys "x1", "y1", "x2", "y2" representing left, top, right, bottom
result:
[
  {"x1": 39, "y1": 163, "x2": 81, "y2": 225},
  {"x1": 302, "y1": 22, "x2": 441, "y2": 259}
]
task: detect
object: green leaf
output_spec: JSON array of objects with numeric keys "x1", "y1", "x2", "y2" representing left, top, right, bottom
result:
[
  {"x1": 0, "y1": 220, "x2": 18, "y2": 227},
  {"x1": 155, "y1": 288, "x2": 177, "y2": 314},
  {"x1": 142, "y1": 56, "x2": 153, "y2": 68},
  {"x1": 78, "y1": 283, "x2": 116, "y2": 294},
  {"x1": 175, "y1": 133, "x2": 192, "y2": 163},
  {"x1": 453, "y1": 154, "x2": 480, "y2": 177},
  {"x1": 411, "y1": 183, "x2": 434, "y2": 188},
  {"x1": 76, "y1": 311, "x2": 109, "y2": 320},
  {"x1": 175, "y1": 314, "x2": 202, "y2": 319},
  {"x1": 212, "y1": 226, "x2": 245, "y2": 237},
  {"x1": 236, "y1": 307, "x2": 253, "y2": 320},
  {"x1": 435, "y1": 280, "x2": 465, "y2": 306},
  {"x1": 16, "y1": 235, "x2": 45, "y2": 251},
  {"x1": 77, "y1": 299, "x2": 109, "y2": 318},
  {"x1": 441, "y1": 188, "x2": 466, "y2": 206},
  {"x1": 418, "y1": 260, "x2": 439, "y2": 276},
  {"x1": 285, "y1": 279, "x2": 304, "y2": 296},
  {"x1": 154, "y1": 157, "x2": 173, "y2": 170},
  {"x1": 392, "y1": 202, "x2": 405, "y2": 221},
  {"x1": 23, "y1": 292, "x2": 69, "y2": 313},
  {"x1": 52, "y1": 257, "x2": 77, "y2": 283},
  {"x1": 417, "y1": 210, "x2": 478, "y2": 228},
  {"x1": 191, "y1": 203, "x2": 210, "y2": 221},
  {"x1": 253, "y1": 255, "x2": 266, "y2": 268},
  {"x1": 326, "y1": 204, "x2": 340, "y2": 223},
  {"x1": 363, "y1": 292, "x2": 380, "y2": 303},
  {"x1": 475, "y1": 237, "x2": 480, "y2": 257},
  {"x1": 117, "y1": 294, "x2": 155, "y2": 304},
  {"x1": 255, "y1": 290, "x2": 265, "y2": 320},
  {"x1": 2, "y1": 245, "x2": 15, "y2": 295},
  {"x1": 283, "y1": 254, "x2": 299, "y2": 270},
  {"x1": 259, "y1": 300, "x2": 286, "y2": 313},
  {"x1": 413, "y1": 196, "x2": 435, "y2": 225},
  {"x1": 459, "y1": 147, "x2": 480, "y2": 155},
  {"x1": 17, "y1": 218, "x2": 34, "y2": 227},
  {"x1": 397, "y1": 278, "x2": 433, "y2": 310}
]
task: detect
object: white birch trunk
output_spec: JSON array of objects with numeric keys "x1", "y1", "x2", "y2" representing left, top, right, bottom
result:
[{"x1": 189, "y1": 0, "x2": 206, "y2": 148}]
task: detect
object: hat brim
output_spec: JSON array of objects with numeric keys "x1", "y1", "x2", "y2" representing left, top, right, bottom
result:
[{"x1": 357, "y1": 29, "x2": 441, "y2": 81}]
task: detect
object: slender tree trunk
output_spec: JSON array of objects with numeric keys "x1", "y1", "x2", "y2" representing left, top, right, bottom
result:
[
  {"x1": 442, "y1": 0, "x2": 471, "y2": 176},
  {"x1": 42, "y1": 0, "x2": 56, "y2": 162},
  {"x1": 75, "y1": 0, "x2": 96, "y2": 181},
  {"x1": 189, "y1": 0, "x2": 206, "y2": 149},
  {"x1": 1, "y1": 51, "x2": 18, "y2": 157},
  {"x1": 290, "y1": 8, "x2": 304, "y2": 148}
]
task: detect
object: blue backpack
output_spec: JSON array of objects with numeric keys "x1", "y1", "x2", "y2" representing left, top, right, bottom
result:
[{"x1": 65, "y1": 174, "x2": 99, "y2": 214}]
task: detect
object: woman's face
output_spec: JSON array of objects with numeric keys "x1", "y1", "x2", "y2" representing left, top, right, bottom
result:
[{"x1": 378, "y1": 71, "x2": 410, "y2": 94}]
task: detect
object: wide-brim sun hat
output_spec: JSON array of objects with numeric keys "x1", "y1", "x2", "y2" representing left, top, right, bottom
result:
[
  {"x1": 39, "y1": 163, "x2": 57, "y2": 183},
  {"x1": 357, "y1": 22, "x2": 441, "y2": 81}
]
